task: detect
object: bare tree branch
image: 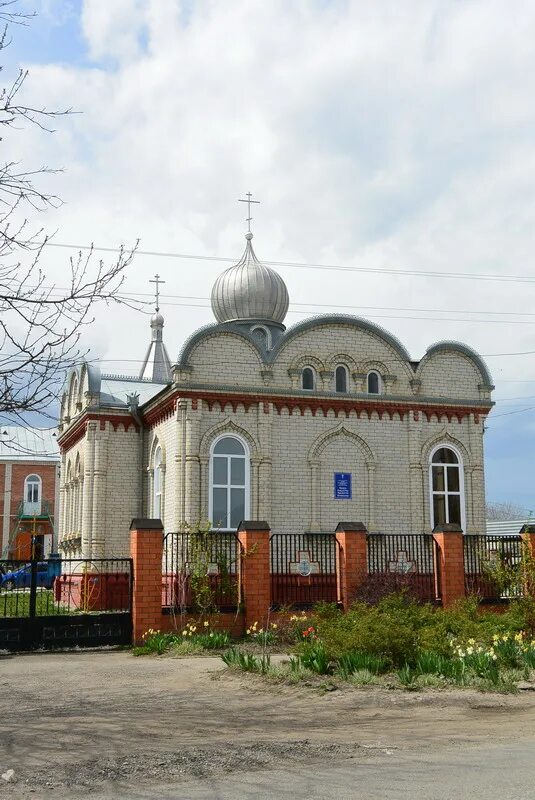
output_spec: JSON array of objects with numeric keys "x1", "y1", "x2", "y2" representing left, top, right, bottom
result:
[{"x1": 0, "y1": 2, "x2": 139, "y2": 430}]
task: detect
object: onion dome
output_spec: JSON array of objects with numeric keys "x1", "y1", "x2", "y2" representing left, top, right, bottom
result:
[{"x1": 211, "y1": 233, "x2": 289, "y2": 326}]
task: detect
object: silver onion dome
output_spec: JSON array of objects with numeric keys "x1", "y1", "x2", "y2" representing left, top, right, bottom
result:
[{"x1": 211, "y1": 233, "x2": 289, "y2": 325}]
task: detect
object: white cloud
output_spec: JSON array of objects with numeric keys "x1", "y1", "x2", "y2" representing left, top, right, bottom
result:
[{"x1": 8, "y1": 0, "x2": 535, "y2": 401}]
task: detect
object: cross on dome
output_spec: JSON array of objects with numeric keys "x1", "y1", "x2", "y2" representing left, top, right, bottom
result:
[
  {"x1": 149, "y1": 273, "x2": 165, "y2": 313},
  {"x1": 238, "y1": 191, "x2": 260, "y2": 235}
]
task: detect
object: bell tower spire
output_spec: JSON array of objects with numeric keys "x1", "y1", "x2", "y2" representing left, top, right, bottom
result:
[{"x1": 139, "y1": 274, "x2": 172, "y2": 383}]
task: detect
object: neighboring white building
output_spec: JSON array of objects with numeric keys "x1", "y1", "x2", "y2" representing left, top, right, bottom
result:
[
  {"x1": 57, "y1": 230, "x2": 494, "y2": 557},
  {"x1": 486, "y1": 519, "x2": 533, "y2": 537}
]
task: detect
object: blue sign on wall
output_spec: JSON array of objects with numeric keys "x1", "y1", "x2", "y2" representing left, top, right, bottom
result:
[{"x1": 334, "y1": 472, "x2": 352, "y2": 500}]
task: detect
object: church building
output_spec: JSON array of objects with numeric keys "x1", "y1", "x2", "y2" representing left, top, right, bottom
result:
[{"x1": 57, "y1": 227, "x2": 494, "y2": 557}]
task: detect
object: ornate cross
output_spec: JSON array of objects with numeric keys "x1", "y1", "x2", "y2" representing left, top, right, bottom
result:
[
  {"x1": 149, "y1": 274, "x2": 165, "y2": 312},
  {"x1": 388, "y1": 550, "x2": 416, "y2": 574},
  {"x1": 238, "y1": 192, "x2": 260, "y2": 233},
  {"x1": 290, "y1": 550, "x2": 320, "y2": 578}
]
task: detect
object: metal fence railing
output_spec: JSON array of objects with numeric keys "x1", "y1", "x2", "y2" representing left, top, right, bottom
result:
[
  {"x1": 464, "y1": 534, "x2": 525, "y2": 601},
  {"x1": 162, "y1": 532, "x2": 243, "y2": 612},
  {"x1": 0, "y1": 557, "x2": 132, "y2": 617},
  {"x1": 366, "y1": 533, "x2": 441, "y2": 603},
  {"x1": 270, "y1": 533, "x2": 340, "y2": 609}
]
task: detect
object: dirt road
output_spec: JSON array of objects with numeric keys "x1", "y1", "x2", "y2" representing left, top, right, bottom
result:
[{"x1": 1, "y1": 650, "x2": 535, "y2": 798}]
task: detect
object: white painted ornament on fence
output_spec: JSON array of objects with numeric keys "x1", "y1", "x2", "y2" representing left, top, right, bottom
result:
[
  {"x1": 289, "y1": 551, "x2": 320, "y2": 577},
  {"x1": 388, "y1": 550, "x2": 416, "y2": 574}
]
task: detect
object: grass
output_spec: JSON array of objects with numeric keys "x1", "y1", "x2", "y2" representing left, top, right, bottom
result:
[{"x1": 0, "y1": 590, "x2": 70, "y2": 617}]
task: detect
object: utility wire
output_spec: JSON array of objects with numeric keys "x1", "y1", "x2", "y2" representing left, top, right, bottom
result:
[{"x1": 44, "y1": 240, "x2": 535, "y2": 285}]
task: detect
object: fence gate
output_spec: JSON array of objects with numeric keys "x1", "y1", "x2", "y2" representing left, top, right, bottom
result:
[
  {"x1": 270, "y1": 533, "x2": 341, "y2": 609},
  {"x1": 0, "y1": 556, "x2": 133, "y2": 652}
]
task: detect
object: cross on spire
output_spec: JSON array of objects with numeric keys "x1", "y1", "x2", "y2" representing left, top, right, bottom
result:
[
  {"x1": 238, "y1": 192, "x2": 260, "y2": 234},
  {"x1": 149, "y1": 274, "x2": 165, "y2": 312}
]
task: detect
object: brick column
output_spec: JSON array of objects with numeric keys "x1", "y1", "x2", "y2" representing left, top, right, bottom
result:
[
  {"x1": 335, "y1": 522, "x2": 368, "y2": 611},
  {"x1": 237, "y1": 521, "x2": 271, "y2": 628},
  {"x1": 130, "y1": 518, "x2": 164, "y2": 644},
  {"x1": 520, "y1": 524, "x2": 535, "y2": 595},
  {"x1": 433, "y1": 523, "x2": 466, "y2": 607}
]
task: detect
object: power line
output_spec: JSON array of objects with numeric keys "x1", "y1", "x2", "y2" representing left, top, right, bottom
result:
[
  {"x1": 44, "y1": 240, "x2": 535, "y2": 286},
  {"x1": 25, "y1": 283, "x2": 535, "y2": 326}
]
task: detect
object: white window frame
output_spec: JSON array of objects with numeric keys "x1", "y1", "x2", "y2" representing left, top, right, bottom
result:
[
  {"x1": 152, "y1": 445, "x2": 163, "y2": 520},
  {"x1": 367, "y1": 370, "x2": 382, "y2": 394},
  {"x1": 208, "y1": 434, "x2": 250, "y2": 531},
  {"x1": 302, "y1": 366, "x2": 316, "y2": 391},
  {"x1": 24, "y1": 474, "x2": 42, "y2": 516},
  {"x1": 334, "y1": 364, "x2": 348, "y2": 393},
  {"x1": 428, "y1": 444, "x2": 466, "y2": 533}
]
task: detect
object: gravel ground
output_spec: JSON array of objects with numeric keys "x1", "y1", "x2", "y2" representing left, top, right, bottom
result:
[{"x1": 1, "y1": 649, "x2": 535, "y2": 799}]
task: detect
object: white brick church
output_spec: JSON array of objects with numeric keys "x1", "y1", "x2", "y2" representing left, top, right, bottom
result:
[{"x1": 57, "y1": 228, "x2": 494, "y2": 557}]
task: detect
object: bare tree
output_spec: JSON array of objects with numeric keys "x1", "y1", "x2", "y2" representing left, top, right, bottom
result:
[
  {"x1": 0, "y1": 2, "x2": 138, "y2": 427},
  {"x1": 486, "y1": 501, "x2": 532, "y2": 521}
]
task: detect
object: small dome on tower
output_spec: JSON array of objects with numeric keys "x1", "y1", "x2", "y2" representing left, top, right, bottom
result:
[{"x1": 211, "y1": 233, "x2": 289, "y2": 326}]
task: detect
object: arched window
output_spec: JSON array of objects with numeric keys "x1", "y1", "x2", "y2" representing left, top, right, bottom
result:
[
  {"x1": 24, "y1": 474, "x2": 41, "y2": 516},
  {"x1": 335, "y1": 365, "x2": 348, "y2": 393},
  {"x1": 367, "y1": 370, "x2": 381, "y2": 394},
  {"x1": 153, "y1": 446, "x2": 163, "y2": 520},
  {"x1": 430, "y1": 446, "x2": 464, "y2": 531},
  {"x1": 209, "y1": 435, "x2": 250, "y2": 531},
  {"x1": 302, "y1": 367, "x2": 315, "y2": 391}
]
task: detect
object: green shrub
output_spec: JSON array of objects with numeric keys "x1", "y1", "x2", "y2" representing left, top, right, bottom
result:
[{"x1": 315, "y1": 601, "x2": 420, "y2": 667}]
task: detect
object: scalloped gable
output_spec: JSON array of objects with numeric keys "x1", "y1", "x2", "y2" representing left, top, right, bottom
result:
[
  {"x1": 177, "y1": 314, "x2": 414, "y2": 368},
  {"x1": 418, "y1": 341, "x2": 493, "y2": 387}
]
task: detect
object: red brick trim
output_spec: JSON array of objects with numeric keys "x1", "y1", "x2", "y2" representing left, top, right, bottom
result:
[
  {"x1": 58, "y1": 413, "x2": 139, "y2": 452},
  {"x1": 143, "y1": 395, "x2": 177, "y2": 427},
  {"x1": 167, "y1": 390, "x2": 490, "y2": 423}
]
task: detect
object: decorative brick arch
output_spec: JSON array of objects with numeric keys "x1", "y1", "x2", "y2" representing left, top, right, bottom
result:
[
  {"x1": 421, "y1": 429, "x2": 472, "y2": 533},
  {"x1": 420, "y1": 429, "x2": 471, "y2": 469},
  {"x1": 288, "y1": 354, "x2": 326, "y2": 373},
  {"x1": 199, "y1": 418, "x2": 260, "y2": 461},
  {"x1": 307, "y1": 424, "x2": 377, "y2": 532},
  {"x1": 308, "y1": 424, "x2": 376, "y2": 466},
  {"x1": 326, "y1": 353, "x2": 358, "y2": 372},
  {"x1": 149, "y1": 434, "x2": 167, "y2": 467}
]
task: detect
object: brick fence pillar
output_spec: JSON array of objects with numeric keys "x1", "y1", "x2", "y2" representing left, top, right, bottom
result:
[
  {"x1": 237, "y1": 521, "x2": 271, "y2": 629},
  {"x1": 520, "y1": 524, "x2": 535, "y2": 595},
  {"x1": 130, "y1": 518, "x2": 164, "y2": 645},
  {"x1": 433, "y1": 523, "x2": 466, "y2": 607},
  {"x1": 335, "y1": 522, "x2": 368, "y2": 611}
]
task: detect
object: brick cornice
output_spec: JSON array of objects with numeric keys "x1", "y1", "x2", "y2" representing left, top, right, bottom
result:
[
  {"x1": 146, "y1": 389, "x2": 490, "y2": 425},
  {"x1": 57, "y1": 412, "x2": 139, "y2": 452}
]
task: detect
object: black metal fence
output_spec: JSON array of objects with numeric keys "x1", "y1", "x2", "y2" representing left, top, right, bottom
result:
[
  {"x1": 270, "y1": 533, "x2": 340, "y2": 609},
  {"x1": 0, "y1": 556, "x2": 133, "y2": 651},
  {"x1": 162, "y1": 532, "x2": 243, "y2": 612},
  {"x1": 366, "y1": 533, "x2": 441, "y2": 603},
  {"x1": 0, "y1": 557, "x2": 132, "y2": 616},
  {"x1": 464, "y1": 535, "x2": 525, "y2": 600}
]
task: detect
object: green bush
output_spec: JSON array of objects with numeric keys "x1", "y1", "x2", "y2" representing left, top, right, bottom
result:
[{"x1": 314, "y1": 597, "x2": 424, "y2": 667}]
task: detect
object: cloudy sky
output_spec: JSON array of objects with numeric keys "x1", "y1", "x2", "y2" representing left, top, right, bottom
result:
[{"x1": 9, "y1": 0, "x2": 535, "y2": 511}]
